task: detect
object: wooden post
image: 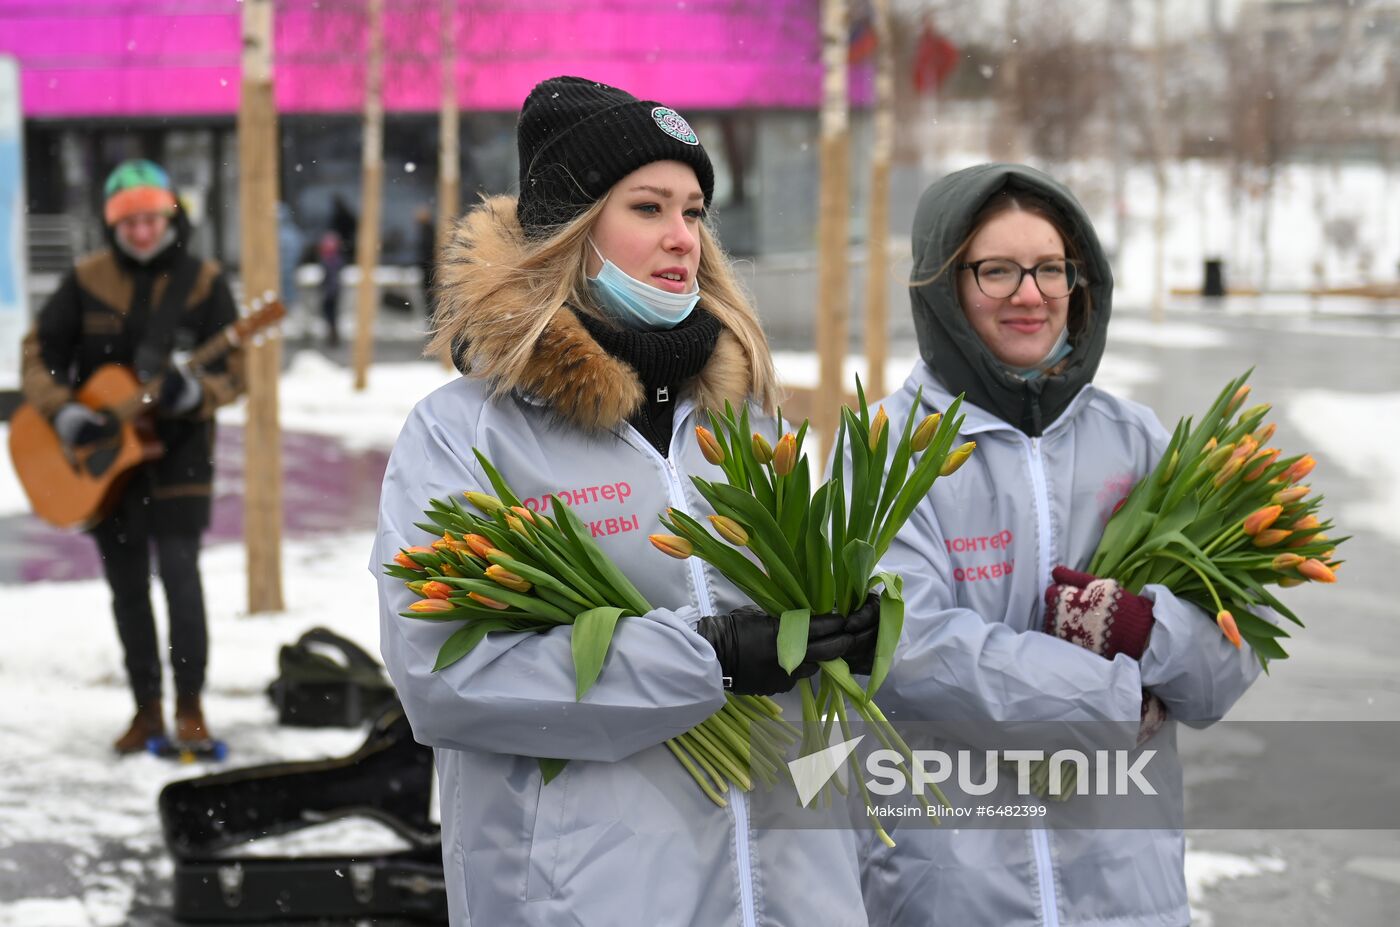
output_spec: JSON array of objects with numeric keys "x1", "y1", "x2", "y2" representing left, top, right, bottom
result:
[
  {"x1": 437, "y1": 0, "x2": 460, "y2": 265},
  {"x1": 1150, "y1": 0, "x2": 1167, "y2": 323},
  {"x1": 862, "y1": 0, "x2": 893, "y2": 401},
  {"x1": 435, "y1": 0, "x2": 460, "y2": 367},
  {"x1": 351, "y1": 0, "x2": 385, "y2": 391},
  {"x1": 238, "y1": 0, "x2": 284, "y2": 613},
  {"x1": 814, "y1": 0, "x2": 851, "y2": 466}
]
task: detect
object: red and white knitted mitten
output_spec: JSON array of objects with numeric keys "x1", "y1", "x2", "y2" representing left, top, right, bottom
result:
[{"x1": 1043, "y1": 566, "x2": 1156, "y2": 661}]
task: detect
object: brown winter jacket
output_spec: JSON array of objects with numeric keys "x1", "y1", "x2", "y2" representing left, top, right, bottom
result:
[{"x1": 20, "y1": 244, "x2": 246, "y2": 534}]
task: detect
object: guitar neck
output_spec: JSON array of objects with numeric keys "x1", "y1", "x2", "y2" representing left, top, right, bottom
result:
[{"x1": 187, "y1": 326, "x2": 242, "y2": 373}]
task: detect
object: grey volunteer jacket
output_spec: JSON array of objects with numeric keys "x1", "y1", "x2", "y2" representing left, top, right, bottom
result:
[
  {"x1": 860, "y1": 164, "x2": 1262, "y2": 927},
  {"x1": 372, "y1": 198, "x2": 867, "y2": 927}
]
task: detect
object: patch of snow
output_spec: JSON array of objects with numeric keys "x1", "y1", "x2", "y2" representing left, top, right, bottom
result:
[
  {"x1": 1287, "y1": 391, "x2": 1400, "y2": 546},
  {"x1": 1185, "y1": 846, "x2": 1287, "y2": 927}
]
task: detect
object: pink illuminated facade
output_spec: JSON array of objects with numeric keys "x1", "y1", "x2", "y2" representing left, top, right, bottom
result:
[
  {"x1": 8, "y1": 0, "x2": 825, "y2": 118},
  {"x1": 5, "y1": 1, "x2": 855, "y2": 263}
]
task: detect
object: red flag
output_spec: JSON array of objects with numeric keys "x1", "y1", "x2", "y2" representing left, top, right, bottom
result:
[{"x1": 912, "y1": 24, "x2": 959, "y2": 95}]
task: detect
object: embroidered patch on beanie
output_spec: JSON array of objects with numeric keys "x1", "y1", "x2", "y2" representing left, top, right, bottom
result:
[{"x1": 651, "y1": 107, "x2": 699, "y2": 146}]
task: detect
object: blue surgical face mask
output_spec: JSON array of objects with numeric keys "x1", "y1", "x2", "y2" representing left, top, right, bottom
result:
[
  {"x1": 1007, "y1": 325, "x2": 1072, "y2": 381},
  {"x1": 586, "y1": 239, "x2": 700, "y2": 331}
]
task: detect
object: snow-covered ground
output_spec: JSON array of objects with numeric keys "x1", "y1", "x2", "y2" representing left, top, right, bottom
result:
[{"x1": 4, "y1": 327, "x2": 1398, "y2": 922}]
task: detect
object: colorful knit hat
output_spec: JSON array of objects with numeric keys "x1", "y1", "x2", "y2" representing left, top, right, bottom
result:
[
  {"x1": 515, "y1": 76, "x2": 714, "y2": 239},
  {"x1": 103, "y1": 159, "x2": 178, "y2": 226}
]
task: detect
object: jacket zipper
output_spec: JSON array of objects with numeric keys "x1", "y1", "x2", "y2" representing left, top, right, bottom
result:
[
  {"x1": 630, "y1": 419, "x2": 758, "y2": 927},
  {"x1": 1024, "y1": 435, "x2": 1060, "y2": 927}
]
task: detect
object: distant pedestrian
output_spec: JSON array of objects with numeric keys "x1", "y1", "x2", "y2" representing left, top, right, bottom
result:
[
  {"x1": 276, "y1": 203, "x2": 304, "y2": 312},
  {"x1": 317, "y1": 231, "x2": 344, "y2": 348}
]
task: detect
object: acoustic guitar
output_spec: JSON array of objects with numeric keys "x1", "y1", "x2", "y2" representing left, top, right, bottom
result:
[{"x1": 8, "y1": 299, "x2": 285, "y2": 530}]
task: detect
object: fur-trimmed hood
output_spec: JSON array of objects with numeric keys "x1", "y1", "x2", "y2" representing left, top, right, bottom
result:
[{"x1": 431, "y1": 195, "x2": 754, "y2": 433}]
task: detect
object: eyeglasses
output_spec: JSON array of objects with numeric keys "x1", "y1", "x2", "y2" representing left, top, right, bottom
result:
[{"x1": 957, "y1": 258, "x2": 1083, "y2": 299}]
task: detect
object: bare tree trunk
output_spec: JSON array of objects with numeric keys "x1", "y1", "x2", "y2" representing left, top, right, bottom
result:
[
  {"x1": 990, "y1": 0, "x2": 1023, "y2": 160},
  {"x1": 434, "y1": 0, "x2": 459, "y2": 366},
  {"x1": 1150, "y1": 0, "x2": 1167, "y2": 323},
  {"x1": 863, "y1": 0, "x2": 892, "y2": 401},
  {"x1": 436, "y1": 0, "x2": 459, "y2": 293},
  {"x1": 814, "y1": 0, "x2": 851, "y2": 466},
  {"x1": 238, "y1": 0, "x2": 284, "y2": 612},
  {"x1": 352, "y1": 0, "x2": 384, "y2": 391}
]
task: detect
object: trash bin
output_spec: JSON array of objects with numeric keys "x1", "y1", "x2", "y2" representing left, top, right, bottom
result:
[{"x1": 1202, "y1": 259, "x2": 1226, "y2": 298}]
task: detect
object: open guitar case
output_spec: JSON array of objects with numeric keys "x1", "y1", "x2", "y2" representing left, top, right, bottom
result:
[{"x1": 161, "y1": 662, "x2": 448, "y2": 922}]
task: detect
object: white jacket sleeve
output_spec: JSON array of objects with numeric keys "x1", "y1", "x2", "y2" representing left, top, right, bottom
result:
[
  {"x1": 1138, "y1": 585, "x2": 1264, "y2": 727},
  {"x1": 372, "y1": 407, "x2": 725, "y2": 763},
  {"x1": 879, "y1": 502, "x2": 1146, "y2": 754}
]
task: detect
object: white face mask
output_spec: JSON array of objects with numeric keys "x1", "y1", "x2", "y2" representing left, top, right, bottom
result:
[{"x1": 587, "y1": 239, "x2": 700, "y2": 331}]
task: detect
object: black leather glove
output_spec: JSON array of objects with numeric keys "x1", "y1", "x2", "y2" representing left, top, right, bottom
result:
[
  {"x1": 841, "y1": 592, "x2": 883, "y2": 676},
  {"x1": 696, "y1": 607, "x2": 853, "y2": 696},
  {"x1": 156, "y1": 367, "x2": 203, "y2": 415},
  {"x1": 52, "y1": 403, "x2": 119, "y2": 447}
]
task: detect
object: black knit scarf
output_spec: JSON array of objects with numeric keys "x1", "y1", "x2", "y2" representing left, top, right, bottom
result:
[{"x1": 575, "y1": 307, "x2": 722, "y2": 456}]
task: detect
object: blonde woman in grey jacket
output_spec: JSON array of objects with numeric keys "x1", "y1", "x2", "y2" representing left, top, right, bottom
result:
[
  {"x1": 373, "y1": 77, "x2": 874, "y2": 927},
  {"x1": 859, "y1": 163, "x2": 1263, "y2": 927}
]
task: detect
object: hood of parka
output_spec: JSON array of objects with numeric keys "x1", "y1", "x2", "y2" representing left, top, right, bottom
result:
[
  {"x1": 432, "y1": 195, "x2": 753, "y2": 433},
  {"x1": 909, "y1": 162, "x2": 1112, "y2": 435}
]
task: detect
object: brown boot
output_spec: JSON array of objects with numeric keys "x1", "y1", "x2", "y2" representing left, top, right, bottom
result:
[
  {"x1": 113, "y1": 701, "x2": 164, "y2": 754},
  {"x1": 174, "y1": 693, "x2": 211, "y2": 743}
]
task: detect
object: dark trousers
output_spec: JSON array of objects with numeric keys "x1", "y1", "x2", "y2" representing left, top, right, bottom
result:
[{"x1": 93, "y1": 521, "x2": 208, "y2": 707}]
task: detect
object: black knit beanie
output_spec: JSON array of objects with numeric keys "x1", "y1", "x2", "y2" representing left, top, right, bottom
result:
[{"x1": 515, "y1": 76, "x2": 715, "y2": 239}]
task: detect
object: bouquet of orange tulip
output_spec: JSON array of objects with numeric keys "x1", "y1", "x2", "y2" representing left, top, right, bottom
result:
[
  {"x1": 651, "y1": 381, "x2": 974, "y2": 845},
  {"x1": 384, "y1": 450, "x2": 801, "y2": 808},
  {"x1": 1087, "y1": 370, "x2": 1344, "y2": 668}
]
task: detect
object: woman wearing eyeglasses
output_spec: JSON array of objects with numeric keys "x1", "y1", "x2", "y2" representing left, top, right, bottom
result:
[{"x1": 858, "y1": 163, "x2": 1262, "y2": 926}]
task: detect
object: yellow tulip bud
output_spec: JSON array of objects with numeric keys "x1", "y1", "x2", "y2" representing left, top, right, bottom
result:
[
  {"x1": 696, "y1": 427, "x2": 725, "y2": 465},
  {"x1": 486, "y1": 565, "x2": 532, "y2": 593},
  {"x1": 1273, "y1": 485, "x2": 1310, "y2": 505},
  {"x1": 1278, "y1": 577, "x2": 1305, "y2": 588},
  {"x1": 940, "y1": 441, "x2": 977, "y2": 477},
  {"x1": 1243, "y1": 505, "x2": 1283, "y2": 536},
  {"x1": 649, "y1": 534, "x2": 694, "y2": 559},
  {"x1": 1216, "y1": 610, "x2": 1243, "y2": 649},
  {"x1": 709, "y1": 515, "x2": 750, "y2": 546},
  {"x1": 1203, "y1": 442, "x2": 1235, "y2": 471},
  {"x1": 868, "y1": 405, "x2": 889, "y2": 451},
  {"x1": 510, "y1": 505, "x2": 537, "y2": 524},
  {"x1": 1213, "y1": 455, "x2": 1245, "y2": 487},
  {"x1": 773, "y1": 432, "x2": 798, "y2": 477},
  {"x1": 1253, "y1": 423, "x2": 1277, "y2": 445},
  {"x1": 751, "y1": 432, "x2": 774, "y2": 465},
  {"x1": 1271, "y1": 553, "x2": 1304, "y2": 570},
  {"x1": 468, "y1": 591, "x2": 511, "y2": 610},
  {"x1": 1251, "y1": 528, "x2": 1292, "y2": 548},
  {"x1": 1157, "y1": 449, "x2": 1180, "y2": 485},
  {"x1": 465, "y1": 491, "x2": 505, "y2": 514},
  {"x1": 911, "y1": 413, "x2": 942, "y2": 452},
  {"x1": 439, "y1": 562, "x2": 461, "y2": 577}
]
